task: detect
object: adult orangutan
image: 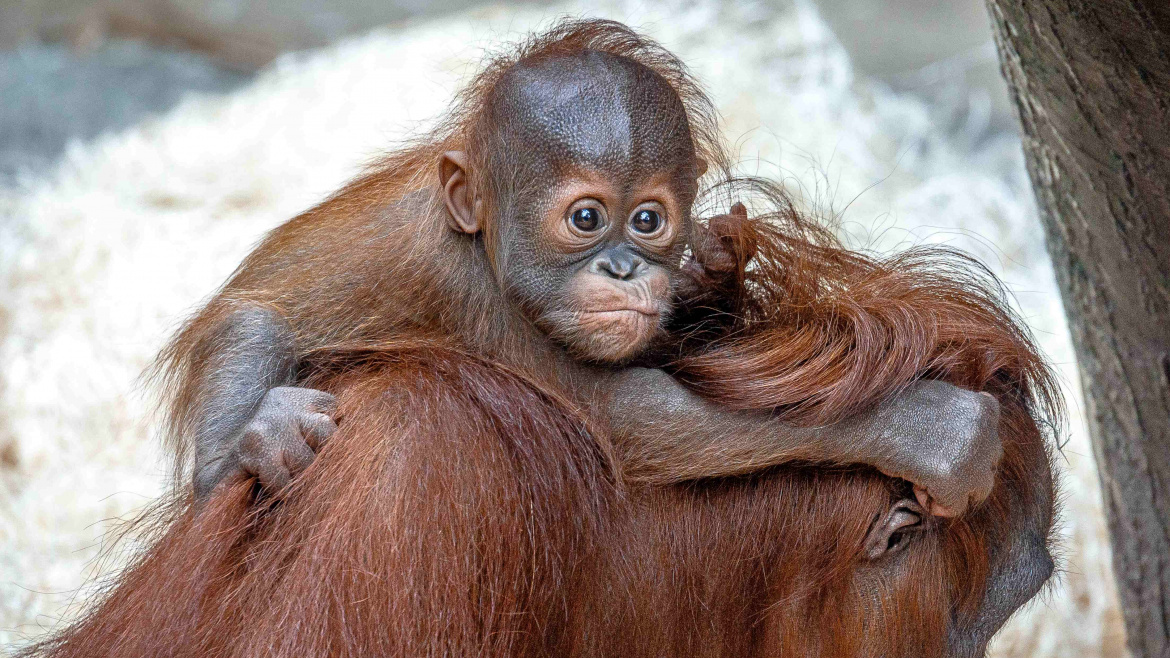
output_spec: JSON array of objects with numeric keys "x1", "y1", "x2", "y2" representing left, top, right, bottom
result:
[{"x1": 24, "y1": 19, "x2": 1058, "y2": 658}]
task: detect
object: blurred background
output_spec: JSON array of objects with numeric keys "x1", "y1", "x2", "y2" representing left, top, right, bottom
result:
[{"x1": 0, "y1": 0, "x2": 1124, "y2": 655}]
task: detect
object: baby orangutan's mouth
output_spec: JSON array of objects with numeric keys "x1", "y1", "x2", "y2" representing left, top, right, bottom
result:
[
  {"x1": 580, "y1": 302, "x2": 661, "y2": 318},
  {"x1": 557, "y1": 272, "x2": 671, "y2": 362},
  {"x1": 583, "y1": 307, "x2": 660, "y2": 318}
]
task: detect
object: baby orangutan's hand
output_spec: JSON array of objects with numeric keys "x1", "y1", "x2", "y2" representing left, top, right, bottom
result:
[
  {"x1": 193, "y1": 386, "x2": 338, "y2": 499},
  {"x1": 863, "y1": 380, "x2": 1003, "y2": 517},
  {"x1": 677, "y1": 201, "x2": 755, "y2": 303}
]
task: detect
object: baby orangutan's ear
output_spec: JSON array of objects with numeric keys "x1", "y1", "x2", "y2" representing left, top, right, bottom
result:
[
  {"x1": 863, "y1": 498, "x2": 926, "y2": 560},
  {"x1": 439, "y1": 151, "x2": 481, "y2": 234}
]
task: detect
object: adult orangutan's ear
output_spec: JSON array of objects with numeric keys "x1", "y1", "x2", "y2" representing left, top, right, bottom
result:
[
  {"x1": 694, "y1": 158, "x2": 709, "y2": 179},
  {"x1": 439, "y1": 151, "x2": 480, "y2": 234},
  {"x1": 863, "y1": 498, "x2": 926, "y2": 560}
]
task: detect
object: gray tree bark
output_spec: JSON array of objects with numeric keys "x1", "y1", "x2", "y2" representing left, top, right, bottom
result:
[{"x1": 985, "y1": 1, "x2": 1170, "y2": 655}]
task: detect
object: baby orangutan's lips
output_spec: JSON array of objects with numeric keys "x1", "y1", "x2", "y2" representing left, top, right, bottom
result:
[
  {"x1": 581, "y1": 303, "x2": 660, "y2": 317},
  {"x1": 584, "y1": 308, "x2": 659, "y2": 317}
]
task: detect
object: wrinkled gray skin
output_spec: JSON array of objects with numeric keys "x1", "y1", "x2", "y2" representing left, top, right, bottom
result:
[{"x1": 180, "y1": 51, "x2": 1047, "y2": 653}]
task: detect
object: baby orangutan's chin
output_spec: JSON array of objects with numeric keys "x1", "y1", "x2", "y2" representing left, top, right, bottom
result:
[
  {"x1": 530, "y1": 269, "x2": 672, "y2": 363},
  {"x1": 547, "y1": 273, "x2": 672, "y2": 364},
  {"x1": 568, "y1": 308, "x2": 663, "y2": 363}
]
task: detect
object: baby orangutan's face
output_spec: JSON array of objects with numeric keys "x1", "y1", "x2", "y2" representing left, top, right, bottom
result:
[{"x1": 440, "y1": 49, "x2": 702, "y2": 363}]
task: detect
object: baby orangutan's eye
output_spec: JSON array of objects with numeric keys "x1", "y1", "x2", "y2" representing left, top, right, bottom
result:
[
  {"x1": 630, "y1": 209, "x2": 661, "y2": 234},
  {"x1": 571, "y1": 207, "x2": 602, "y2": 232}
]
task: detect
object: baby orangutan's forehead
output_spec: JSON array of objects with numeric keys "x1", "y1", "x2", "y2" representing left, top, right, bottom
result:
[{"x1": 491, "y1": 51, "x2": 695, "y2": 178}]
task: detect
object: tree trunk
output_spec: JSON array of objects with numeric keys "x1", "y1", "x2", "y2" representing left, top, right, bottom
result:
[{"x1": 985, "y1": 1, "x2": 1170, "y2": 655}]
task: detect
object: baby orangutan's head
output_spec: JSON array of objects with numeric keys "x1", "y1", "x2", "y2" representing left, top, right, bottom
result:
[{"x1": 438, "y1": 50, "x2": 703, "y2": 363}]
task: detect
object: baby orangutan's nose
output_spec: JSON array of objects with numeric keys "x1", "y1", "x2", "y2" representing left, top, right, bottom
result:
[{"x1": 590, "y1": 247, "x2": 644, "y2": 280}]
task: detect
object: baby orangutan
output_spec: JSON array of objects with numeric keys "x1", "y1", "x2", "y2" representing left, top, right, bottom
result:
[{"x1": 170, "y1": 27, "x2": 1000, "y2": 520}]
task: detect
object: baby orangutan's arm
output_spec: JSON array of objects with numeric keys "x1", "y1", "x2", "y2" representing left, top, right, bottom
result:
[
  {"x1": 187, "y1": 305, "x2": 338, "y2": 500},
  {"x1": 602, "y1": 368, "x2": 1001, "y2": 517}
]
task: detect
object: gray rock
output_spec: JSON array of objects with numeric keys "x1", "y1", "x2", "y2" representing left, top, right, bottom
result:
[{"x1": 0, "y1": 39, "x2": 252, "y2": 185}]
